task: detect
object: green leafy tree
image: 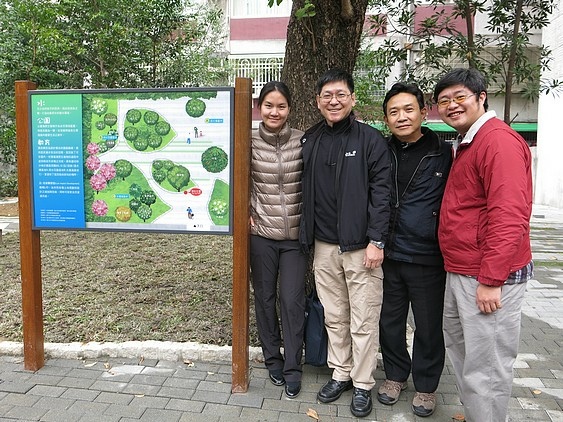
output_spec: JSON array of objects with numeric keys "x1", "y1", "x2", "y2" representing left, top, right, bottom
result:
[
  {"x1": 155, "y1": 121, "x2": 171, "y2": 136},
  {"x1": 167, "y1": 164, "x2": 191, "y2": 192},
  {"x1": 123, "y1": 126, "x2": 139, "y2": 142},
  {"x1": 162, "y1": 159, "x2": 175, "y2": 171},
  {"x1": 136, "y1": 203, "x2": 152, "y2": 222},
  {"x1": 129, "y1": 198, "x2": 141, "y2": 211},
  {"x1": 143, "y1": 110, "x2": 159, "y2": 125},
  {"x1": 0, "y1": 0, "x2": 227, "y2": 174},
  {"x1": 129, "y1": 183, "x2": 143, "y2": 198},
  {"x1": 148, "y1": 134, "x2": 163, "y2": 150},
  {"x1": 114, "y1": 159, "x2": 133, "y2": 180},
  {"x1": 0, "y1": 0, "x2": 75, "y2": 168},
  {"x1": 97, "y1": 142, "x2": 108, "y2": 154},
  {"x1": 152, "y1": 160, "x2": 164, "y2": 170},
  {"x1": 201, "y1": 146, "x2": 228, "y2": 173},
  {"x1": 133, "y1": 137, "x2": 149, "y2": 151},
  {"x1": 152, "y1": 169, "x2": 167, "y2": 184},
  {"x1": 126, "y1": 109, "x2": 142, "y2": 125},
  {"x1": 91, "y1": 99, "x2": 108, "y2": 115},
  {"x1": 103, "y1": 113, "x2": 117, "y2": 128},
  {"x1": 367, "y1": 0, "x2": 560, "y2": 123},
  {"x1": 185, "y1": 98, "x2": 206, "y2": 118},
  {"x1": 140, "y1": 190, "x2": 157, "y2": 206}
]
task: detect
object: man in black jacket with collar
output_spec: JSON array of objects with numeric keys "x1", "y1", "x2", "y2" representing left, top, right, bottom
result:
[
  {"x1": 299, "y1": 68, "x2": 390, "y2": 418},
  {"x1": 377, "y1": 82, "x2": 452, "y2": 417}
]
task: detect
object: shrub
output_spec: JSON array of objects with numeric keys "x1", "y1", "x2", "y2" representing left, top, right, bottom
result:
[{"x1": 0, "y1": 171, "x2": 18, "y2": 198}]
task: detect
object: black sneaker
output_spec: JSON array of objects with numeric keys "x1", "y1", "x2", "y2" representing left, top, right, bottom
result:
[{"x1": 350, "y1": 387, "x2": 372, "y2": 418}]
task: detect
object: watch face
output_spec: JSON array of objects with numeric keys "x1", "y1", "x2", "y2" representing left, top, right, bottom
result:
[{"x1": 370, "y1": 240, "x2": 385, "y2": 249}]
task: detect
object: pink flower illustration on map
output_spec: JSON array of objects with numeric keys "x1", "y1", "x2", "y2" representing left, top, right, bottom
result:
[
  {"x1": 99, "y1": 163, "x2": 116, "y2": 181},
  {"x1": 90, "y1": 173, "x2": 107, "y2": 193},
  {"x1": 86, "y1": 155, "x2": 101, "y2": 172},
  {"x1": 91, "y1": 199, "x2": 108, "y2": 216},
  {"x1": 87, "y1": 142, "x2": 100, "y2": 155}
]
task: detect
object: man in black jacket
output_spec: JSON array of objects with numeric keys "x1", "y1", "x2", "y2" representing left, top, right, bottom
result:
[
  {"x1": 377, "y1": 82, "x2": 452, "y2": 417},
  {"x1": 299, "y1": 68, "x2": 390, "y2": 418}
]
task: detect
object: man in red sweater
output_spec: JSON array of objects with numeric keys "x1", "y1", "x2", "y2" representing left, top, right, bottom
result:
[{"x1": 433, "y1": 68, "x2": 533, "y2": 422}]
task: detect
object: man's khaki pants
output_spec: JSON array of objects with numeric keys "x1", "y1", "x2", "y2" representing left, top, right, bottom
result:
[{"x1": 314, "y1": 240, "x2": 383, "y2": 390}]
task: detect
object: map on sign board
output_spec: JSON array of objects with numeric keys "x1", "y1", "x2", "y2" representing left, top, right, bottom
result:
[{"x1": 29, "y1": 88, "x2": 234, "y2": 234}]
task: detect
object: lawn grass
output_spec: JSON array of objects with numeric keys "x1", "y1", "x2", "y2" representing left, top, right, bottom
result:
[{"x1": 0, "y1": 230, "x2": 260, "y2": 346}]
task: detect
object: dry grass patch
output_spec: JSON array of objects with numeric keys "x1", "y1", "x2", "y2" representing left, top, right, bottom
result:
[{"x1": 0, "y1": 231, "x2": 259, "y2": 346}]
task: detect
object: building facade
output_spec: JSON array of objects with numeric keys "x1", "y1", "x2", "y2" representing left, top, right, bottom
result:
[
  {"x1": 224, "y1": 1, "x2": 548, "y2": 180},
  {"x1": 535, "y1": 5, "x2": 563, "y2": 208}
]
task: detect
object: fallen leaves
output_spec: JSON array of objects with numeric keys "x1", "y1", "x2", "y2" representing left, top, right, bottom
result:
[{"x1": 306, "y1": 408, "x2": 319, "y2": 420}]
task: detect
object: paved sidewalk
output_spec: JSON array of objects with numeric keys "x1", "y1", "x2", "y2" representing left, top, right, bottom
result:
[{"x1": 0, "y1": 204, "x2": 562, "y2": 421}]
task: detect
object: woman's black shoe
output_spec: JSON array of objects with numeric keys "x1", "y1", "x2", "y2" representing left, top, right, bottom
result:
[
  {"x1": 269, "y1": 372, "x2": 285, "y2": 386},
  {"x1": 285, "y1": 382, "x2": 301, "y2": 398}
]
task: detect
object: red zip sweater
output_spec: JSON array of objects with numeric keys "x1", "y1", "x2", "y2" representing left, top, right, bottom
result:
[{"x1": 438, "y1": 117, "x2": 532, "y2": 287}]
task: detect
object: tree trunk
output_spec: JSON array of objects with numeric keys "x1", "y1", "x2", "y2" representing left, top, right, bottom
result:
[{"x1": 281, "y1": 0, "x2": 369, "y2": 131}]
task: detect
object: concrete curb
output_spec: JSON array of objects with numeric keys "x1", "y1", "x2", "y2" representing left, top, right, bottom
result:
[{"x1": 0, "y1": 340, "x2": 264, "y2": 363}]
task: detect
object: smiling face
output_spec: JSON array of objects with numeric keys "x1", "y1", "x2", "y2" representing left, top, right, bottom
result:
[
  {"x1": 384, "y1": 92, "x2": 427, "y2": 143},
  {"x1": 436, "y1": 84, "x2": 486, "y2": 134},
  {"x1": 260, "y1": 90, "x2": 290, "y2": 133},
  {"x1": 316, "y1": 81, "x2": 356, "y2": 126}
]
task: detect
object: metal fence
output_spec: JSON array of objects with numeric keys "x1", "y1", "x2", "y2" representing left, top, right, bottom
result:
[{"x1": 228, "y1": 56, "x2": 284, "y2": 98}]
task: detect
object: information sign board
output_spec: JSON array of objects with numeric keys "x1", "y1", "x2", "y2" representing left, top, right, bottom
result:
[{"x1": 29, "y1": 88, "x2": 234, "y2": 234}]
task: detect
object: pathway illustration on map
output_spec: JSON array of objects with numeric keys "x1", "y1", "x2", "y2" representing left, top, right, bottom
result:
[{"x1": 81, "y1": 89, "x2": 233, "y2": 233}]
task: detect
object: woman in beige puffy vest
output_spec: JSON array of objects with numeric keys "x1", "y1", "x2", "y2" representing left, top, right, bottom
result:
[{"x1": 250, "y1": 81, "x2": 308, "y2": 399}]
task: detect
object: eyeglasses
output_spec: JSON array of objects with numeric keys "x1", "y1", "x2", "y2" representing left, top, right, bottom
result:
[
  {"x1": 318, "y1": 92, "x2": 351, "y2": 103},
  {"x1": 436, "y1": 93, "x2": 477, "y2": 108}
]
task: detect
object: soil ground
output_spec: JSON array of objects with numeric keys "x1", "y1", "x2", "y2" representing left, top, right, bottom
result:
[
  {"x1": 0, "y1": 200, "x2": 18, "y2": 216},
  {"x1": 0, "y1": 198, "x2": 260, "y2": 346}
]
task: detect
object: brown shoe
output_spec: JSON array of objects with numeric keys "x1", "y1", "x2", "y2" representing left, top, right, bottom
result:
[
  {"x1": 412, "y1": 392, "x2": 436, "y2": 417},
  {"x1": 377, "y1": 379, "x2": 407, "y2": 405}
]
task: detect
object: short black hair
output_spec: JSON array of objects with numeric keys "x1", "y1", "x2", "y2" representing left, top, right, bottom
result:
[
  {"x1": 315, "y1": 68, "x2": 354, "y2": 95},
  {"x1": 433, "y1": 67, "x2": 489, "y2": 111},
  {"x1": 383, "y1": 82, "x2": 425, "y2": 116},
  {"x1": 258, "y1": 81, "x2": 292, "y2": 107}
]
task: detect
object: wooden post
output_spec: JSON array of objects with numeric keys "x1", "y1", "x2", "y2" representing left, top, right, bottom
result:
[
  {"x1": 15, "y1": 80, "x2": 45, "y2": 371},
  {"x1": 231, "y1": 78, "x2": 252, "y2": 392}
]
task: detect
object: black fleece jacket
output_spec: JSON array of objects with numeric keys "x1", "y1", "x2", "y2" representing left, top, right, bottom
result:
[{"x1": 299, "y1": 114, "x2": 390, "y2": 253}]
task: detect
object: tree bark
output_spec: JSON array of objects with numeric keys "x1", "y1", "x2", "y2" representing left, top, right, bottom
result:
[{"x1": 281, "y1": 0, "x2": 369, "y2": 130}]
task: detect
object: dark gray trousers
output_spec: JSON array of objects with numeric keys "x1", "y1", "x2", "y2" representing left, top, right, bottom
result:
[{"x1": 250, "y1": 235, "x2": 308, "y2": 383}]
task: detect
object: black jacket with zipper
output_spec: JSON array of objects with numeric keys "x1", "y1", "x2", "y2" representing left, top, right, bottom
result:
[
  {"x1": 386, "y1": 127, "x2": 453, "y2": 265},
  {"x1": 299, "y1": 114, "x2": 390, "y2": 253}
]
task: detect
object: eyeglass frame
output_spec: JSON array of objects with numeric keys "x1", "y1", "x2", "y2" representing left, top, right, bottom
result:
[
  {"x1": 435, "y1": 92, "x2": 480, "y2": 108},
  {"x1": 317, "y1": 92, "x2": 352, "y2": 103}
]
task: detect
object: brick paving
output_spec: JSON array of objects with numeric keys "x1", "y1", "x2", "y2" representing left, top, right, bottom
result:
[{"x1": 0, "y1": 204, "x2": 562, "y2": 421}]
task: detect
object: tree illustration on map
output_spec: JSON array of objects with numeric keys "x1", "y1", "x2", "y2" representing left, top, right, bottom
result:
[{"x1": 81, "y1": 90, "x2": 231, "y2": 231}]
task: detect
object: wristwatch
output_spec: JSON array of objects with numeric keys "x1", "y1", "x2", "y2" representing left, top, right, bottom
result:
[{"x1": 369, "y1": 240, "x2": 385, "y2": 249}]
